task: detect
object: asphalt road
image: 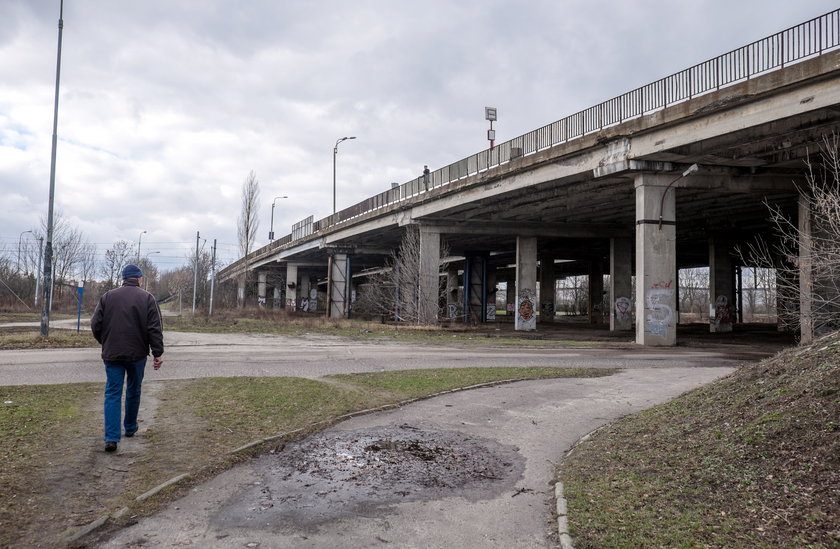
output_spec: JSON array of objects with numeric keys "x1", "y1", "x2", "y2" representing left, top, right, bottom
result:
[{"x1": 0, "y1": 329, "x2": 768, "y2": 386}]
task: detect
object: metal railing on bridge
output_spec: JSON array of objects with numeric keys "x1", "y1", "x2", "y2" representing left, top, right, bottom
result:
[{"x1": 227, "y1": 9, "x2": 840, "y2": 277}]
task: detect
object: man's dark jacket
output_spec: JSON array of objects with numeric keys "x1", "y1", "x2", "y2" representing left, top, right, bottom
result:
[{"x1": 91, "y1": 279, "x2": 164, "y2": 363}]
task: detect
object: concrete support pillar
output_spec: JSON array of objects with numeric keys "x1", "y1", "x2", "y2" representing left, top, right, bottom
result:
[
  {"x1": 487, "y1": 267, "x2": 497, "y2": 321},
  {"x1": 635, "y1": 174, "x2": 677, "y2": 346},
  {"x1": 709, "y1": 239, "x2": 735, "y2": 333},
  {"x1": 515, "y1": 236, "x2": 538, "y2": 331},
  {"x1": 418, "y1": 226, "x2": 441, "y2": 325},
  {"x1": 539, "y1": 257, "x2": 556, "y2": 322},
  {"x1": 300, "y1": 275, "x2": 312, "y2": 312},
  {"x1": 505, "y1": 270, "x2": 516, "y2": 317},
  {"x1": 610, "y1": 237, "x2": 633, "y2": 331},
  {"x1": 237, "y1": 275, "x2": 246, "y2": 308},
  {"x1": 446, "y1": 266, "x2": 460, "y2": 320},
  {"x1": 272, "y1": 286, "x2": 282, "y2": 310},
  {"x1": 463, "y1": 255, "x2": 487, "y2": 323},
  {"x1": 588, "y1": 260, "x2": 605, "y2": 324},
  {"x1": 285, "y1": 263, "x2": 298, "y2": 311},
  {"x1": 257, "y1": 271, "x2": 267, "y2": 308},
  {"x1": 328, "y1": 253, "x2": 350, "y2": 319}
]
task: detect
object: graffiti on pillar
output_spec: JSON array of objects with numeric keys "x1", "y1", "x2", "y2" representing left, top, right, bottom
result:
[
  {"x1": 645, "y1": 288, "x2": 673, "y2": 337},
  {"x1": 506, "y1": 303, "x2": 515, "y2": 314},
  {"x1": 300, "y1": 297, "x2": 310, "y2": 312},
  {"x1": 714, "y1": 295, "x2": 732, "y2": 326},
  {"x1": 309, "y1": 288, "x2": 318, "y2": 312},
  {"x1": 448, "y1": 304, "x2": 458, "y2": 319},
  {"x1": 517, "y1": 289, "x2": 537, "y2": 330},
  {"x1": 258, "y1": 296, "x2": 266, "y2": 308},
  {"x1": 486, "y1": 304, "x2": 496, "y2": 321},
  {"x1": 614, "y1": 297, "x2": 632, "y2": 323},
  {"x1": 286, "y1": 298, "x2": 296, "y2": 311},
  {"x1": 651, "y1": 279, "x2": 673, "y2": 289}
]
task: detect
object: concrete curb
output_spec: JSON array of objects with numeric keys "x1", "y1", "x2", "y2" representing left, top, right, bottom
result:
[
  {"x1": 555, "y1": 481, "x2": 574, "y2": 549},
  {"x1": 64, "y1": 374, "x2": 578, "y2": 545}
]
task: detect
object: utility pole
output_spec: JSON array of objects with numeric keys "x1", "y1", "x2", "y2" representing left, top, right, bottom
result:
[
  {"x1": 40, "y1": 0, "x2": 64, "y2": 337},
  {"x1": 209, "y1": 239, "x2": 217, "y2": 316},
  {"x1": 192, "y1": 231, "x2": 200, "y2": 314}
]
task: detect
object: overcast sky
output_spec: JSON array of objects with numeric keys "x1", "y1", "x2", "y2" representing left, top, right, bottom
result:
[{"x1": 1, "y1": 1, "x2": 837, "y2": 271}]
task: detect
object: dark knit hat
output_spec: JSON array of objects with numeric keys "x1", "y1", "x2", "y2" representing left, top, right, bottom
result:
[{"x1": 122, "y1": 264, "x2": 143, "y2": 279}]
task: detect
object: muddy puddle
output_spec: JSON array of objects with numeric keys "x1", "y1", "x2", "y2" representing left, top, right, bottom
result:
[{"x1": 214, "y1": 424, "x2": 525, "y2": 529}]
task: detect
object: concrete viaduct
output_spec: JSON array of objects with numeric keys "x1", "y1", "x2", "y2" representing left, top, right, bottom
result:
[{"x1": 219, "y1": 11, "x2": 840, "y2": 346}]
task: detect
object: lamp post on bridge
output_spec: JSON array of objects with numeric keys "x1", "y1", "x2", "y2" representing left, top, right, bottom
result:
[
  {"x1": 269, "y1": 195, "x2": 288, "y2": 241},
  {"x1": 333, "y1": 136, "x2": 356, "y2": 215}
]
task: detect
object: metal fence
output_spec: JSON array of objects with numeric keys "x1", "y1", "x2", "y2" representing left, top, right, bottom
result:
[{"x1": 231, "y1": 9, "x2": 840, "y2": 274}]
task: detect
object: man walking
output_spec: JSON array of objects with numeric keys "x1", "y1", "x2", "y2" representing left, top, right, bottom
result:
[{"x1": 91, "y1": 264, "x2": 164, "y2": 452}]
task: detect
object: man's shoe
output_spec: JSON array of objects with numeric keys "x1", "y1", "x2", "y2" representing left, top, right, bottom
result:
[
  {"x1": 125, "y1": 431, "x2": 136, "y2": 438},
  {"x1": 105, "y1": 441, "x2": 118, "y2": 452}
]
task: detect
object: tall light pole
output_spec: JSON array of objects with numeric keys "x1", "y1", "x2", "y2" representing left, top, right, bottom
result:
[
  {"x1": 333, "y1": 136, "x2": 356, "y2": 215},
  {"x1": 17, "y1": 230, "x2": 33, "y2": 273},
  {"x1": 143, "y1": 251, "x2": 160, "y2": 290},
  {"x1": 137, "y1": 230, "x2": 147, "y2": 262},
  {"x1": 269, "y1": 195, "x2": 288, "y2": 241},
  {"x1": 40, "y1": 0, "x2": 65, "y2": 337}
]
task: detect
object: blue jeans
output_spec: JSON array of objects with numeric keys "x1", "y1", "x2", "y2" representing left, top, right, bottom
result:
[{"x1": 104, "y1": 358, "x2": 146, "y2": 442}]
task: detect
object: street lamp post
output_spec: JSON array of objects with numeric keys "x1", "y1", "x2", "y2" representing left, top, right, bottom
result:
[
  {"x1": 333, "y1": 136, "x2": 356, "y2": 215},
  {"x1": 143, "y1": 251, "x2": 160, "y2": 290},
  {"x1": 137, "y1": 230, "x2": 147, "y2": 262},
  {"x1": 269, "y1": 195, "x2": 288, "y2": 241},
  {"x1": 17, "y1": 230, "x2": 33, "y2": 273},
  {"x1": 40, "y1": 0, "x2": 64, "y2": 337}
]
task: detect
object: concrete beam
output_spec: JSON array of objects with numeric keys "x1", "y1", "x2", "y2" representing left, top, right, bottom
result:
[{"x1": 410, "y1": 219, "x2": 630, "y2": 239}]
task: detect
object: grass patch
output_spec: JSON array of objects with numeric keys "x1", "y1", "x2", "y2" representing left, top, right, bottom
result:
[
  {"x1": 329, "y1": 366, "x2": 617, "y2": 399},
  {"x1": 561, "y1": 331, "x2": 840, "y2": 548},
  {"x1": 164, "y1": 311, "x2": 601, "y2": 347},
  {"x1": 0, "y1": 383, "x2": 102, "y2": 547},
  {"x1": 1, "y1": 366, "x2": 616, "y2": 546},
  {"x1": 0, "y1": 328, "x2": 97, "y2": 350},
  {"x1": 0, "y1": 313, "x2": 73, "y2": 323}
]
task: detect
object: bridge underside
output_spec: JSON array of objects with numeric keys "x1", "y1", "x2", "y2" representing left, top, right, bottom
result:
[{"x1": 225, "y1": 51, "x2": 840, "y2": 346}]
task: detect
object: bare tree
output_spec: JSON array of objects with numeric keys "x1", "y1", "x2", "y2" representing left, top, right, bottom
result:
[
  {"x1": 679, "y1": 267, "x2": 709, "y2": 317},
  {"x1": 740, "y1": 134, "x2": 840, "y2": 339},
  {"x1": 236, "y1": 170, "x2": 261, "y2": 307},
  {"x1": 102, "y1": 240, "x2": 136, "y2": 290},
  {"x1": 354, "y1": 226, "x2": 449, "y2": 325}
]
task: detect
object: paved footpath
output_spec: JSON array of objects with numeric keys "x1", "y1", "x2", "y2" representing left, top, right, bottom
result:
[
  {"x1": 0, "y1": 328, "x2": 768, "y2": 386},
  {"x1": 96, "y1": 366, "x2": 734, "y2": 548}
]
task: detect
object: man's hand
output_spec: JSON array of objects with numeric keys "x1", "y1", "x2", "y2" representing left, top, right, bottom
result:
[{"x1": 153, "y1": 356, "x2": 163, "y2": 370}]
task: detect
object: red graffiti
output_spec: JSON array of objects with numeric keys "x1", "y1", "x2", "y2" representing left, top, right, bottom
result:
[{"x1": 650, "y1": 280, "x2": 673, "y2": 289}]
